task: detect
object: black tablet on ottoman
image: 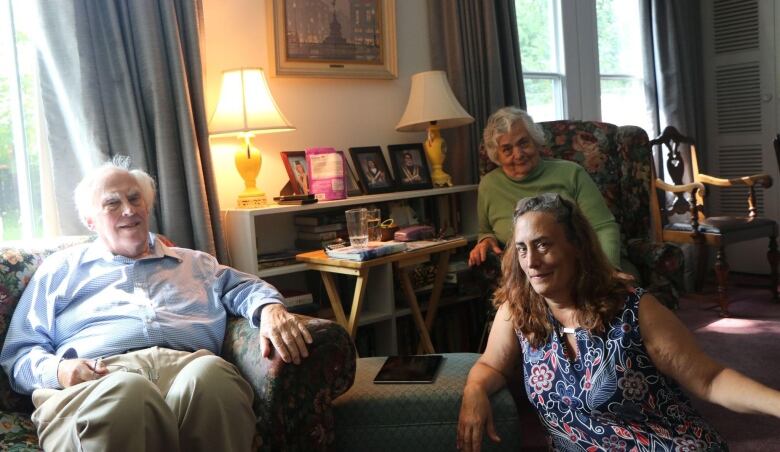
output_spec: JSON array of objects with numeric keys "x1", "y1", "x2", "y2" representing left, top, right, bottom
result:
[{"x1": 373, "y1": 355, "x2": 444, "y2": 384}]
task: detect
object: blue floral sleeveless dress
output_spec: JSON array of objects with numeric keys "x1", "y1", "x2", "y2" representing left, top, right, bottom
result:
[{"x1": 518, "y1": 288, "x2": 728, "y2": 451}]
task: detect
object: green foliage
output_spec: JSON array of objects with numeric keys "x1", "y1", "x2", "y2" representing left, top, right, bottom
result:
[
  {"x1": 516, "y1": 0, "x2": 558, "y2": 112},
  {"x1": 596, "y1": 0, "x2": 620, "y2": 74},
  {"x1": 515, "y1": 0, "x2": 554, "y2": 73}
]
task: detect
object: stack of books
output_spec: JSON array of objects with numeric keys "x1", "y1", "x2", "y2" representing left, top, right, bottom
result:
[
  {"x1": 257, "y1": 249, "x2": 298, "y2": 270},
  {"x1": 325, "y1": 241, "x2": 407, "y2": 261},
  {"x1": 294, "y1": 213, "x2": 347, "y2": 250},
  {"x1": 279, "y1": 289, "x2": 319, "y2": 315}
]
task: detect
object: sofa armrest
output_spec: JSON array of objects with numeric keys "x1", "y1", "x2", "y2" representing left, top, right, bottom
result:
[
  {"x1": 221, "y1": 314, "x2": 356, "y2": 452},
  {"x1": 627, "y1": 238, "x2": 685, "y2": 309}
]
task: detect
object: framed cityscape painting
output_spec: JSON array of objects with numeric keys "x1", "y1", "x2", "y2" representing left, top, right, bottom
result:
[{"x1": 270, "y1": 0, "x2": 397, "y2": 79}]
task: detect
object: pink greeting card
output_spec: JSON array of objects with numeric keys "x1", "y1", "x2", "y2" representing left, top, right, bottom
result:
[{"x1": 305, "y1": 147, "x2": 347, "y2": 201}]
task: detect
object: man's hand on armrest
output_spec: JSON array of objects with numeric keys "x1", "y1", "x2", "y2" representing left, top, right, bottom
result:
[{"x1": 258, "y1": 304, "x2": 313, "y2": 365}]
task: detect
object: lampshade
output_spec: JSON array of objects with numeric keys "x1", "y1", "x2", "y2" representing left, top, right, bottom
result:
[
  {"x1": 209, "y1": 68, "x2": 294, "y2": 209},
  {"x1": 209, "y1": 68, "x2": 295, "y2": 137},
  {"x1": 395, "y1": 70, "x2": 474, "y2": 132}
]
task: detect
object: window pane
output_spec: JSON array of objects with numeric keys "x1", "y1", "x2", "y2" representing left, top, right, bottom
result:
[
  {"x1": 600, "y1": 78, "x2": 650, "y2": 128},
  {"x1": 596, "y1": 0, "x2": 643, "y2": 75},
  {"x1": 515, "y1": 0, "x2": 559, "y2": 73},
  {"x1": 0, "y1": 1, "x2": 43, "y2": 240},
  {"x1": 523, "y1": 77, "x2": 559, "y2": 122}
]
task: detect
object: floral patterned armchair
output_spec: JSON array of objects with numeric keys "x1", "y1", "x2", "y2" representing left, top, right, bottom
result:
[
  {"x1": 479, "y1": 120, "x2": 685, "y2": 309},
  {"x1": 0, "y1": 237, "x2": 356, "y2": 451}
]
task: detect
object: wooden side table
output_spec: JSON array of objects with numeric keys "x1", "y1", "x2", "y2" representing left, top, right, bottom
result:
[{"x1": 296, "y1": 237, "x2": 467, "y2": 354}]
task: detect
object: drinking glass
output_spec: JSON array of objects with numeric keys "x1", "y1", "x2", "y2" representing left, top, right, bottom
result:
[
  {"x1": 366, "y1": 208, "x2": 382, "y2": 242},
  {"x1": 344, "y1": 208, "x2": 369, "y2": 248}
]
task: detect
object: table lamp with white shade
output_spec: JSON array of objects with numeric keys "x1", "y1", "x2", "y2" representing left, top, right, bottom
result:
[
  {"x1": 395, "y1": 70, "x2": 474, "y2": 187},
  {"x1": 209, "y1": 68, "x2": 295, "y2": 208}
]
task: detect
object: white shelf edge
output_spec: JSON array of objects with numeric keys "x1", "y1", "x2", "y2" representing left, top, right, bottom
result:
[{"x1": 224, "y1": 185, "x2": 478, "y2": 217}]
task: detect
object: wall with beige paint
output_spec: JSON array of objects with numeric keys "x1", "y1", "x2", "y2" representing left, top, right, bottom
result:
[{"x1": 202, "y1": 0, "x2": 431, "y2": 208}]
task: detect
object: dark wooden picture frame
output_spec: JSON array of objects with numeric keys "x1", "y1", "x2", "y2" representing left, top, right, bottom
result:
[
  {"x1": 344, "y1": 154, "x2": 364, "y2": 196},
  {"x1": 349, "y1": 146, "x2": 395, "y2": 194},
  {"x1": 280, "y1": 151, "x2": 309, "y2": 195},
  {"x1": 388, "y1": 143, "x2": 432, "y2": 191}
]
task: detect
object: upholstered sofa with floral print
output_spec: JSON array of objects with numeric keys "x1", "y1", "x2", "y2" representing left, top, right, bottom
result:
[
  {"x1": 0, "y1": 237, "x2": 356, "y2": 451},
  {"x1": 480, "y1": 120, "x2": 685, "y2": 309}
]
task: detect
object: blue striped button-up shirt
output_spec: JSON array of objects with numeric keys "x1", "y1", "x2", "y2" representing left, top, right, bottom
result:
[{"x1": 0, "y1": 234, "x2": 283, "y2": 395}]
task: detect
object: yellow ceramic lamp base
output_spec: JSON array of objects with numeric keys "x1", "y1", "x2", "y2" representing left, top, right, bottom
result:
[
  {"x1": 424, "y1": 124, "x2": 452, "y2": 187},
  {"x1": 235, "y1": 134, "x2": 268, "y2": 208}
]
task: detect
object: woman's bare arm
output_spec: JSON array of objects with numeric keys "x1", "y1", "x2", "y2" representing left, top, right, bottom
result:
[
  {"x1": 640, "y1": 293, "x2": 780, "y2": 417},
  {"x1": 458, "y1": 303, "x2": 521, "y2": 452}
]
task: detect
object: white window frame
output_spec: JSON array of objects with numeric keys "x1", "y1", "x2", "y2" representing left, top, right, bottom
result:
[
  {"x1": 520, "y1": 0, "x2": 648, "y2": 123},
  {"x1": 519, "y1": 0, "x2": 568, "y2": 119},
  {"x1": 559, "y1": 0, "x2": 601, "y2": 120}
]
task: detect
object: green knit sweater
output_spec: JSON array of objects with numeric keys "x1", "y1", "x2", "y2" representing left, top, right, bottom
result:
[{"x1": 477, "y1": 159, "x2": 621, "y2": 268}]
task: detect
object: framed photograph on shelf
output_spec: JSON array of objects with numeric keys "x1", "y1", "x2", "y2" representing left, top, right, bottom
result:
[
  {"x1": 349, "y1": 146, "x2": 395, "y2": 194},
  {"x1": 344, "y1": 154, "x2": 364, "y2": 196},
  {"x1": 388, "y1": 143, "x2": 433, "y2": 191},
  {"x1": 280, "y1": 151, "x2": 309, "y2": 195},
  {"x1": 269, "y1": 0, "x2": 398, "y2": 79}
]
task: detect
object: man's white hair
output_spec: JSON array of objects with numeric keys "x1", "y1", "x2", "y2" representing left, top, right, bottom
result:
[{"x1": 73, "y1": 156, "x2": 156, "y2": 228}]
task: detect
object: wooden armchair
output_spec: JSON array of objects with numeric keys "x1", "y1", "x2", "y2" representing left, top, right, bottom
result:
[{"x1": 650, "y1": 126, "x2": 779, "y2": 316}]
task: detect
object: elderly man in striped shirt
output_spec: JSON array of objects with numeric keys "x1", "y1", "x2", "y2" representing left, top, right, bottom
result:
[{"x1": 0, "y1": 158, "x2": 312, "y2": 452}]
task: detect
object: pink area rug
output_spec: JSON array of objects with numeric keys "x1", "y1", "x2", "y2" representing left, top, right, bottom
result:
[{"x1": 676, "y1": 279, "x2": 780, "y2": 451}]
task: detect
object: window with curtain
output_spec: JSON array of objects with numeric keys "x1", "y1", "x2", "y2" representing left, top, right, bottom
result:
[
  {"x1": 0, "y1": 0, "x2": 44, "y2": 240},
  {"x1": 516, "y1": 0, "x2": 652, "y2": 132}
]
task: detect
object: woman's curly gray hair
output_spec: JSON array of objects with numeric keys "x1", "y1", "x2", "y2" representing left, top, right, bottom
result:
[
  {"x1": 73, "y1": 155, "x2": 156, "y2": 228},
  {"x1": 483, "y1": 106, "x2": 545, "y2": 164}
]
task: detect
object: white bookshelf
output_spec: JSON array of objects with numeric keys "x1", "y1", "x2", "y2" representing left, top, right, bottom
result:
[{"x1": 222, "y1": 185, "x2": 479, "y2": 355}]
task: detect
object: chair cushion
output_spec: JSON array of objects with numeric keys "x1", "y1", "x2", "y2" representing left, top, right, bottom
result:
[
  {"x1": 667, "y1": 216, "x2": 777, "y2": 234},
  {"x1": 333, "y1": 353, "x2": 521, "y2": 452},
  {"x1": 0, "y1": 412, "x2": 40, "y2": 451}
]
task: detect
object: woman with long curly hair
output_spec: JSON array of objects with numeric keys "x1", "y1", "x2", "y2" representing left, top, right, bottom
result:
[{"x1": 458, "y1": 193, "x2": 780, "y2": 451}]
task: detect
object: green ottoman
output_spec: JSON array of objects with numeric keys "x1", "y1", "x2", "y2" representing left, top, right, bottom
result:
[{"x1": 333, "y1": 353, "x2": 521, "y2": 451}]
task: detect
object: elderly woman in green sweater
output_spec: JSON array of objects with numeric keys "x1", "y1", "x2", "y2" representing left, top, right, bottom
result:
[{"x1": 468, "y1": 106, "x2": 626, "y2": 274}]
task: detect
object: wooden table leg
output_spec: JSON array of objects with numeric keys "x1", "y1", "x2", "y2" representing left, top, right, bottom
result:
[
  {"x1": 416, "y1": 251, "x2": 452, "y2": 354},
  {"x1": 347, "y1": 269, "x2": 369, "y2": 338},
  {"x1": 397, "y1": 265, "x2": 435, "y2": 354},
  {"x1": 320, "y1": 272, "x2": 348, "y2": 330}
]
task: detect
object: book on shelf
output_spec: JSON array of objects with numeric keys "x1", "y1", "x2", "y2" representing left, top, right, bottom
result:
[
  {"x1": 276, "y1": 198, "x2": 318, "y2": 206},
  {"x1": 296, "y1": 223, "x2": 345, "y2": 233},
  {"x1": 279, "y1": 289, "x2": 314, "y2": 307},
  {"x1": 325, "y1": 241, "x2": 407, "y2": 261},
  {"x1": 257, "y1": 249, "x2": 298, "y2": 269},
  {"x1": 258, "y1": 249, "x2": 298, "y2": 262},
  {"x1": 296, "y1": 230, "x2": 338, "y2": 241}
]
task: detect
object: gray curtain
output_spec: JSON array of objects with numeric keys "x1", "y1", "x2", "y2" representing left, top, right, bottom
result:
[
  {"x1": 428, "y1": 0, "x2": 526, "y2": 183},
  {"x1": 35, "y1": 0, "x2": 225, "y2": 260},
  {"x1": 641, "y1": 0, "x2": 705, "y2": 151}
]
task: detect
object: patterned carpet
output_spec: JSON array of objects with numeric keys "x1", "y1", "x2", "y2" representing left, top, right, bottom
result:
[{"x1": 676, "y1": 276, "x2": 780, "y2": 451}]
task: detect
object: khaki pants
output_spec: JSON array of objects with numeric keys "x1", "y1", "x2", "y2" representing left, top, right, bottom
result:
[{"x1": 31, "y1": 347, "x2": 255, "y2": 452}]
